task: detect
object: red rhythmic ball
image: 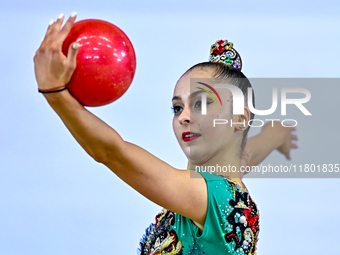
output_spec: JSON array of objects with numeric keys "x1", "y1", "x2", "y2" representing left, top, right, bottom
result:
[{"x1": 62, "y1": 19, "x2": 136, "y2": 107}]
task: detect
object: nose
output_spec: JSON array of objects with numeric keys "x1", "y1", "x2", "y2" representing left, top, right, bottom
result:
[{"x1": 178, "y1": 104, "x2": 190, "y2": 125}]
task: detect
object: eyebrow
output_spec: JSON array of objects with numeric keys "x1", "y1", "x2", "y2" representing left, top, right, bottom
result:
[{"x1": 172, "y1": 89, "x2": 213, "y2": 102}]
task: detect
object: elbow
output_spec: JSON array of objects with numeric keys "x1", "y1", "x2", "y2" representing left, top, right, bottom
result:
[
  {"x1": 87, "y1": 140, "x2": 128, "y2": 166},
  {"x1": 92, "y1": 154, "x2": 106, "y2": 163},
  {"x1": 85, "y1": 146, "x2": 110, "y2": 164},
  {"x1": 91, "y1": 147, "x2": 126, "y2": 166},
  {"x1": 91, "y1": 150, "x2": 111, "y2": 164}
]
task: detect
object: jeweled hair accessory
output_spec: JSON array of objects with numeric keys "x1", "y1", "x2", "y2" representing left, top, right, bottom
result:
[{"x1": 209, "y1": 40, "x2": 242, "y2": 71}]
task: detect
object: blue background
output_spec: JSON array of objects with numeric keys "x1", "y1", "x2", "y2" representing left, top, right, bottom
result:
[{"x1": 1, "y1": 0, "x2": 339, "y2": 254}]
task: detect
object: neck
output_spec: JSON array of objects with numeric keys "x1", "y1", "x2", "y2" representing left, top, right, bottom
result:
[
  {"x1": 187, "y1": 159, "x2": 246, "y2": 189},
  {"x1": 187, "y1": 156, "x2": 243, "y2": 180}
]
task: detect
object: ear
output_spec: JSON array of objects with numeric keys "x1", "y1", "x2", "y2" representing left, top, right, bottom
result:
[{"x1": 234, "y1": 106, "x2": 251, "y2": 131}]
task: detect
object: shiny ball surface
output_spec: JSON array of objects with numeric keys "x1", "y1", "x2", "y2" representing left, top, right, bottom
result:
[{"x1": 62, "y1": 19, "x2": 136, "y2": 106}]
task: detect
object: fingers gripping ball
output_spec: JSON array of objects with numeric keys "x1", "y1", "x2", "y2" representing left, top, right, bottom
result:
[{"x1": 62, "y1": 19, "x2": 136, "y2": 106}]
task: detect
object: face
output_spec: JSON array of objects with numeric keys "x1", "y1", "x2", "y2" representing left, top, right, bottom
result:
[{"x1": 172, "y1": 68, "x2": 245, "y2": 166}]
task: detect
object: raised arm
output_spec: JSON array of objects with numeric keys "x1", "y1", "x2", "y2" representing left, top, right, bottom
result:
[
  {"x1": 34, "y1": 14, "x2": 209, "y2": 228},
  {"x1": 242, "y1": 121, "x2": 298, "y2": 169}
]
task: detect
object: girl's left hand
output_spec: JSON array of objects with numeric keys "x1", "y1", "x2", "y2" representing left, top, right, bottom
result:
[{"x1": 276, "y1": 125, "x2": 298, "y2": 160}]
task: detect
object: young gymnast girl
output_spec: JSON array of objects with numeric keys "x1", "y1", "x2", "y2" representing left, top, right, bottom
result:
[{"x1": 34, "y1": 14, "x2": 298, "y2": 255}]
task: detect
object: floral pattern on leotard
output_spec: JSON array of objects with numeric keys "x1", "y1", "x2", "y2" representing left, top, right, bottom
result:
[
  {"x1": 221, "y1": 175, "x2": 260, "y2": 254},
  {"x1": 138, "y1": 209, "x2": 183, "y2": 255},
  {"x1": 138, "y1": 174, "x2": 260, "y2": 255}
]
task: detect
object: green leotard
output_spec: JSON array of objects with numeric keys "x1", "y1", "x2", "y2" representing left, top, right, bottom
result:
[{"x1": 138, "y1": 169, "x2": 260, "y2": 255}]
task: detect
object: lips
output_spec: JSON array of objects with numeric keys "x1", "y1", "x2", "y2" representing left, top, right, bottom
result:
[{"x1": 182, "y1": 132, "x2": 201, "y2": 142}]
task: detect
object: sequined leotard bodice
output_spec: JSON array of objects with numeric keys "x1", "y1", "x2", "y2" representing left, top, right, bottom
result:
[{"x1": 138, "y1": 170, "x2": 260, "y2": 255}]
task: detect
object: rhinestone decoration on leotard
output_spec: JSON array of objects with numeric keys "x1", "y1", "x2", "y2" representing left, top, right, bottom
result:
[
  {"x1": 138, "y1": 208, "x2": 183, "y2": 255},
  {"x1": 187, "y1": 241, "x2": 205, "y2": 255},
  {"x1": 220, "y1": 175, "x2": 260, "y2": 255},
  {"x1": 138, "y1": 173, "x2": 260, "y2": 255}
]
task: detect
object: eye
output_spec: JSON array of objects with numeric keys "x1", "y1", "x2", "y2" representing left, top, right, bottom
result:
[
  {"x1": 194, "y1": 100, "x2": 214, "y2": 109},
  {"x1": 194, "y1": 100, "x2": 202, "y2": 108},
  {"x1": 171, "y1": 106, "x2": 183, "y2": 115}
]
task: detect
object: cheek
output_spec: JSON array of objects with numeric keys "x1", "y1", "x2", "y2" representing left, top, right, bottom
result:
[
  {"x1": 202, "y1": 112, "x2": 233, "y2": 138},
  {"x1": 198, "y1": 116, "x2": 217, "y2": 137},
  {"x1": 172, "y1": 118, "x2": 181, "y2": 138}
]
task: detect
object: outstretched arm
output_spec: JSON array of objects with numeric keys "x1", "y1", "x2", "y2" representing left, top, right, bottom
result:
[
  {"x1": 242, "y1": 121, "x2": 298, "y2": 169},
  {"x1": 34, "y1": 14, "x2": 209, "y2": 228}
]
